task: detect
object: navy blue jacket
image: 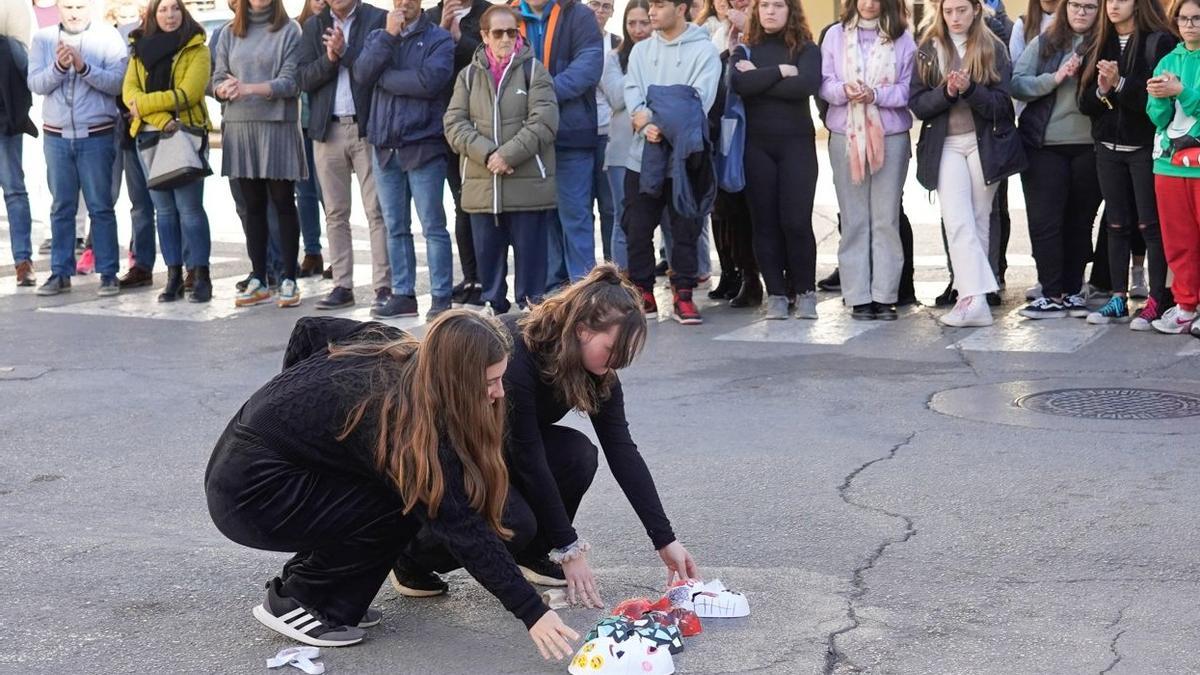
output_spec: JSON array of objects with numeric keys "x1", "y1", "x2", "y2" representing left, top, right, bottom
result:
[
  {"x1": 514, "y1": 0, "x2": 603, "y2": 149},
  {"x1": 296, "y1": 1, "x2": 387, "y2": 142},
  {"x1": 639, "y1": 84, "x2": 716, "y2": 220},
  {"x1": 354, "y1": 17, "x2": 454, "y2": 166}
]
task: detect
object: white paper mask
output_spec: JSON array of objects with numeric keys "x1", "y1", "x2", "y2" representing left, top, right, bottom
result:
[
  {"x1": 568, "y1": 635, "x2": 675, "y2": 675},
  {"x1": 666, "y1": 579, "x2": 750, "y2": 618}
]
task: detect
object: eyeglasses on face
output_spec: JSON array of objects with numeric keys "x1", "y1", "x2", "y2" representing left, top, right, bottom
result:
[
  {"x1": 1066, "y1": 1, "x2": 1098, "y2": 13},
  {"x1": 587, "y1": 0, "x2": 614, "y2": 11},
  {"x1": 488, "y1": 27, "x2": 519, "y2": 38},
  {"x1": 1177, "y1": 13, "x2": 1200, "y2": 26}
]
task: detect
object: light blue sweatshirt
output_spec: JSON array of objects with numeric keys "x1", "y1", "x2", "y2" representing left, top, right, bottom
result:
[
  {"x1": 622, "y1": 23, "x2": 720, "y2": 173},
  {"x1": 27, "y1": 21, "x2": 126, "y2": 138}
]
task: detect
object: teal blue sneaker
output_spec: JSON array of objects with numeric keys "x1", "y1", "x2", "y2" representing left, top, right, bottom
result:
[{"x1": 1086, "y1": 295, "x2": 1130, "y2": 324}]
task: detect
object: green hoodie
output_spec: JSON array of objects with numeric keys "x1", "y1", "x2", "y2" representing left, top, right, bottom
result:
[{"x1": 1148, "y1": 41, "x2": 1200, "y2": 177}]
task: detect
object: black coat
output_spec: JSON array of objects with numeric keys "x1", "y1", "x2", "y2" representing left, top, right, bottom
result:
[
  {"x1": 909, "y1": 38, "x2": 1025, "y2": 190},
  {"x1": 296, "y1": 2, "x2": 388, "y2": 142},
  {"x1": 424, "y1": 0, "x2": 492, "y2": 77},
  {"x1": 1077, "y1": 30, "x2": 1175, "y2": 147},
  {"x1": 0, "y1": 37, "x2": 36, "y2": 138}
]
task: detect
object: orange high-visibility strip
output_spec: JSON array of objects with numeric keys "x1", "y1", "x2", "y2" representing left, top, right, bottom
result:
[{"x1": 509, "y1": 0, "x2": 562, "y2": 65}]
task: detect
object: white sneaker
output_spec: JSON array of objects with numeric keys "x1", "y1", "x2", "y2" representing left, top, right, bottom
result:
[
  {"x1": 939, "y1": 294, "x2": 993, "y2": 327},
  {"x1": 1151, "y1": 305, "x2": 1197, "y2": 334},
  {"x1": 1129, "y1": 267, "x2": 1148, "y2": 299},
  {"x1": 1024, "y1": 283, "x2": 1042, "y2": 301}
]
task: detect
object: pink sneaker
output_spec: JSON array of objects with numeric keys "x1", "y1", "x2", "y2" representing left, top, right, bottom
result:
[
  {"x1": 1130, "y1": 297, "x2": 1159, "y2": 332},
  {"x1": 75, "y1": 248, "x2": 95, "y2": 275}
]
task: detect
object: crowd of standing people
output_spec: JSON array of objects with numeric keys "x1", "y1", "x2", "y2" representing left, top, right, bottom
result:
[{"x1": 3, "y1": 0, "x2": 1200, "y2": 335}]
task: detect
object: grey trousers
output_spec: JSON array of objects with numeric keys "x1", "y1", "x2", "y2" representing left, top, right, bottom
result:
[
  {"x1": 828, "y1": 131, "x2": 910, "y2": 306},
  {"x1": 314, "y1": 120, "x2": 390, "y2": 292}
]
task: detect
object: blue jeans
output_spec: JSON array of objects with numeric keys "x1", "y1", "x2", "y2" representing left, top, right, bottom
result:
[
  {"x1": 297, "y1": 133, "x2": 322, "y2": 256},
  {"x1": 593, "y1": 136, "x2": 614, "y2": 261},
  {"x1": 473, "y1": 210, "x2": 549, "y2": 314},
  {"x1": 373, "y1": 151, "x2": 452, "y2": 300},
  {"x1": 136, "y1": 132, "x2": 210, "y2": 268},
  {"x1": 547, "y1": 147, "x2": 596, "y2": 289},
  {"x1": 607, "y1": 166, "x2": 627, "y2": 269},
  {"x1": 0, "y1": 134, "x2": 32, "y2": 263},
  {"x1": 45, "y1": 133, "x2": 119, "y2": 278},
  {"x1": 123, "y1": 145, "x2": 158, "y2": 270}
]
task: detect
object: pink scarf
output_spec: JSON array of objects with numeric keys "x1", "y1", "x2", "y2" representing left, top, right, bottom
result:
[
  {"x1": 486, "y1": 36, "x2": 525, "y2": 88},
  {"x1": 842, "y1": 20, "x2": 896, "y2": 184}
]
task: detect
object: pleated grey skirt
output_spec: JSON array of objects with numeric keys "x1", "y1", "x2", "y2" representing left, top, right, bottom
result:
[{"x1": 220, "y1": 120, "x2": 308, "y2": 182}]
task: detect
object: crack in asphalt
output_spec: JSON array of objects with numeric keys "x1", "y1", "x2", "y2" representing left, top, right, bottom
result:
[
  {"x1": 1099, "y1": 605, "x2": 1130, "y2": 674},
  {"x1": 823, "y1": 431, "x2": 920, "y2": 675}
]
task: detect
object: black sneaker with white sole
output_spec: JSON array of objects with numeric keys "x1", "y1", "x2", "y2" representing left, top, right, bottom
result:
[
  {"x1": 389, "y1": 561, "x2": 448, "y2": 597},
  {"x1": 1019, "y1": 297, "x2": 1068, "y2": 319},
  {"x1": 252, "y1": 577, "x2": 366, "y2": 647},
  {"x1": 517, "y1": 556, "x2": 567, "y2": 587}
]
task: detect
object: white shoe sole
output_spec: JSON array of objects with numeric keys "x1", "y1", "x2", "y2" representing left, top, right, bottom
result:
[
  {"x1": 940, "y1": 317, "x2": 993, "y2": 327},
  {"x1": 1019, "y1": 310, "x2": 1067, "y2": 320},
  {"x1": 519, "y1": 565, "x2": 568, "y2": 587},
  {"x1": 252, "y1": 604, "x2": 364, "y2": 648},
  {"x1": 1086, "y1": 314, "x2": 1131, "y2": 325},
  {"x1": 388, "y1": 570, "x2": 446, "y2": 598}
]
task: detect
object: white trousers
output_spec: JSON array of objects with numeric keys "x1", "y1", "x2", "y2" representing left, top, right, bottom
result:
[{"x1": 939, "y1": 133, "x2": 999, "y2": 298}]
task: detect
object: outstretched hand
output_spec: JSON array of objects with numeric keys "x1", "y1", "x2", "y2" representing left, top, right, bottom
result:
[
  {"x1": 562, "y1": 555, "x2": 605, "y2": 608},
  {"x1": 528, "y1": 610, "x2": 579, "y2": 661},
  {"x1": 658, "y1": 540, "x2": 699, "y2": 586}
]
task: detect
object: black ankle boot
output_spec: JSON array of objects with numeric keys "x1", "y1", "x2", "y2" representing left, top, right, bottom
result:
[
  {"x1": 158, "y1": 266, "x2": 185, "y2": 303},
  {"x1": 708, "y1": 270, "x2": 742, "y2": 300},
  {"x1": 189, "y1": 266, "x2": 212, "y2": 303},
  {"x1": 729, "y1": 273, "x2": 763, "y2": 308}
]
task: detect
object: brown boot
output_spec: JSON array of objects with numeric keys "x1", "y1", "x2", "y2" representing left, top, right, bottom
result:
[
  {"x1": 299, "y1": 253, "x2": 324, "y2": 278},
  {"x1": 184, "y1": 267, "x2": 196, "y2": 291},
  {"x1": 15, "y1": 260, "x2": 35, "y2": 287},
  {"x1": 118, "y1": 265, "x2": 154, "y2": 289}
]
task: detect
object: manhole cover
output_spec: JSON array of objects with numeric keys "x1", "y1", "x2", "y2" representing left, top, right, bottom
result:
[{"x1": 1013, "y1": 388, "x2": 1200, "y2": 420}]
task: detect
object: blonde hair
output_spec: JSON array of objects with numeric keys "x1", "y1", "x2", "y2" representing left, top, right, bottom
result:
[{"x1": 917, "y1": 0, "x2": 1003, "y2": 86}]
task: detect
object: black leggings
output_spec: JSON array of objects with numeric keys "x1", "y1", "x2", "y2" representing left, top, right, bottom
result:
[
  {"x1": 237, "y1": 178, "x2": 299, "y2": 282},
  {"x1": 743, "y1": 134, "x2": 818, "y2": 296},
  {"x1": 408, "y1": 425, "x2": 598, "y2": 568},
  {"x1": 1095, "y1": 145, "x2": 1165, "y2": 296}
]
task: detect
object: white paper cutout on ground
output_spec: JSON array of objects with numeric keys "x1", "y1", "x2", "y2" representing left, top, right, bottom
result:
[
  {"x1": 568, "y1": 635, "x2": 675, "y2": 675},
  {"x1": 666, "y1": 579, "x2": 750, "y2": 618},
  {"x1": 542, "y1": 588, "x2": 570, "y2": 609},
  {"x1": 267, "y1": 646, "x2": 325, "y2": 674}
]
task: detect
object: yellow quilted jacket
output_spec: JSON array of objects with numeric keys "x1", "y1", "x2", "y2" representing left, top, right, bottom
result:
[{"x1": 122, "y1": 31, "x2": 210, "y2": 137}]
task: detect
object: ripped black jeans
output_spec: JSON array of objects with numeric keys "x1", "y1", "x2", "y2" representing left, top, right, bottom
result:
[{"x1": 1095, "y1": 144, "x2": 1166, "y2": 299}]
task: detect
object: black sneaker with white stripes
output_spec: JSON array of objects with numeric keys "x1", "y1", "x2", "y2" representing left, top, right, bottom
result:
[{"x1": 252, "y1": 577, "x2": 366, "y2": 647}]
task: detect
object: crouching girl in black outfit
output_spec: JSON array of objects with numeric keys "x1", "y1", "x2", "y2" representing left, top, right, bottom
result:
[
  {"x1": 204, "y1": 311, "x2": 579, "y2": 660},
  {"x1": 396, "y1": 263, "x2": 700, "y2": 609}
]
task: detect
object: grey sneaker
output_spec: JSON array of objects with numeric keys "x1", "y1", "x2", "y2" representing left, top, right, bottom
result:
[
  {"x1": 765, "y1": 294, "x2": 789, "y2": 320},
  {"x1": 97, "y1": 275, "x2": 119, "y2": 297},
  {"x1": 794, "y1": 291, "x2": 818, "y2": 319},
  {"x1": 36, "y1": 274, "x2": 71, "y2": 296}
]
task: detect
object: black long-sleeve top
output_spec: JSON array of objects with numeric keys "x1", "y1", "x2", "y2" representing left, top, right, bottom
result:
[
  {"x1": 240, "y1": 316, "x2": 549, "y2": 628},
  {"x1": 730, "y1": 33, "x2": 822, "y2": 137},
  {"x1": 503, "y1": 318, "x2": 677, "y2": 552},
  {"x1": 1077, "y1": 30, "x2": 1175, "y2": 147}
]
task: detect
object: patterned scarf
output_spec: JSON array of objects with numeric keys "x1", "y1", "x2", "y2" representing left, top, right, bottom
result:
[
  {"x1": 486, "y1": 35, "x2": 525, "y2": 87},
  {"x1": 842, "y1": 18, "x2": 896, "y2": 184}
]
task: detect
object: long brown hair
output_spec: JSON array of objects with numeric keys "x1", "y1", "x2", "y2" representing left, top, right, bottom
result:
[
  {"x1": 618, "y1": 0, "x2": 652, "y2": 72},
  {"x1": 839, "y1": 0, "x2": 909, "y2": 41},
  {"x1": 333, "y1": 311, "x2": 515, "y2": 537},
  {"x1": 231, "y1": 0, "x2": 290, "y2": 37},
  {"x1": 140, "y1": 0, "x2": 205, "y2": 41},
  {"x1": 746, "y1": 0, "x2": 814, "y2": 54},
  {"x1": 917, "y1": 0, "x2": 1003, "y2": 85},
  {"x1": 1078, "y1": 0, "x2": 1173, "y2": 94},
  {"x1": 1022, "y1": 0, "x2": 1059, "y2": 44},
  {"x1": 1039, "y1": 0, "x2": 1097, "y2": 58},
  {"x1": 518, "y1": 263, "x2": 647, "y2": 415},
  {"x1": 297, "y1": 0, "x2": 325, "y2": 27}
]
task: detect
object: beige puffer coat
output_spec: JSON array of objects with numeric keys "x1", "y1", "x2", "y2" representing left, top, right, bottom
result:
[{"x1": 443, "y1": 43, "x2": 558, "y2": 214}]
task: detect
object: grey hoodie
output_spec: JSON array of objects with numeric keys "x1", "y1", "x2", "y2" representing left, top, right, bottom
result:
[{"x1": 622, "y1": 23, "x2": 720, "y2": 173}]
